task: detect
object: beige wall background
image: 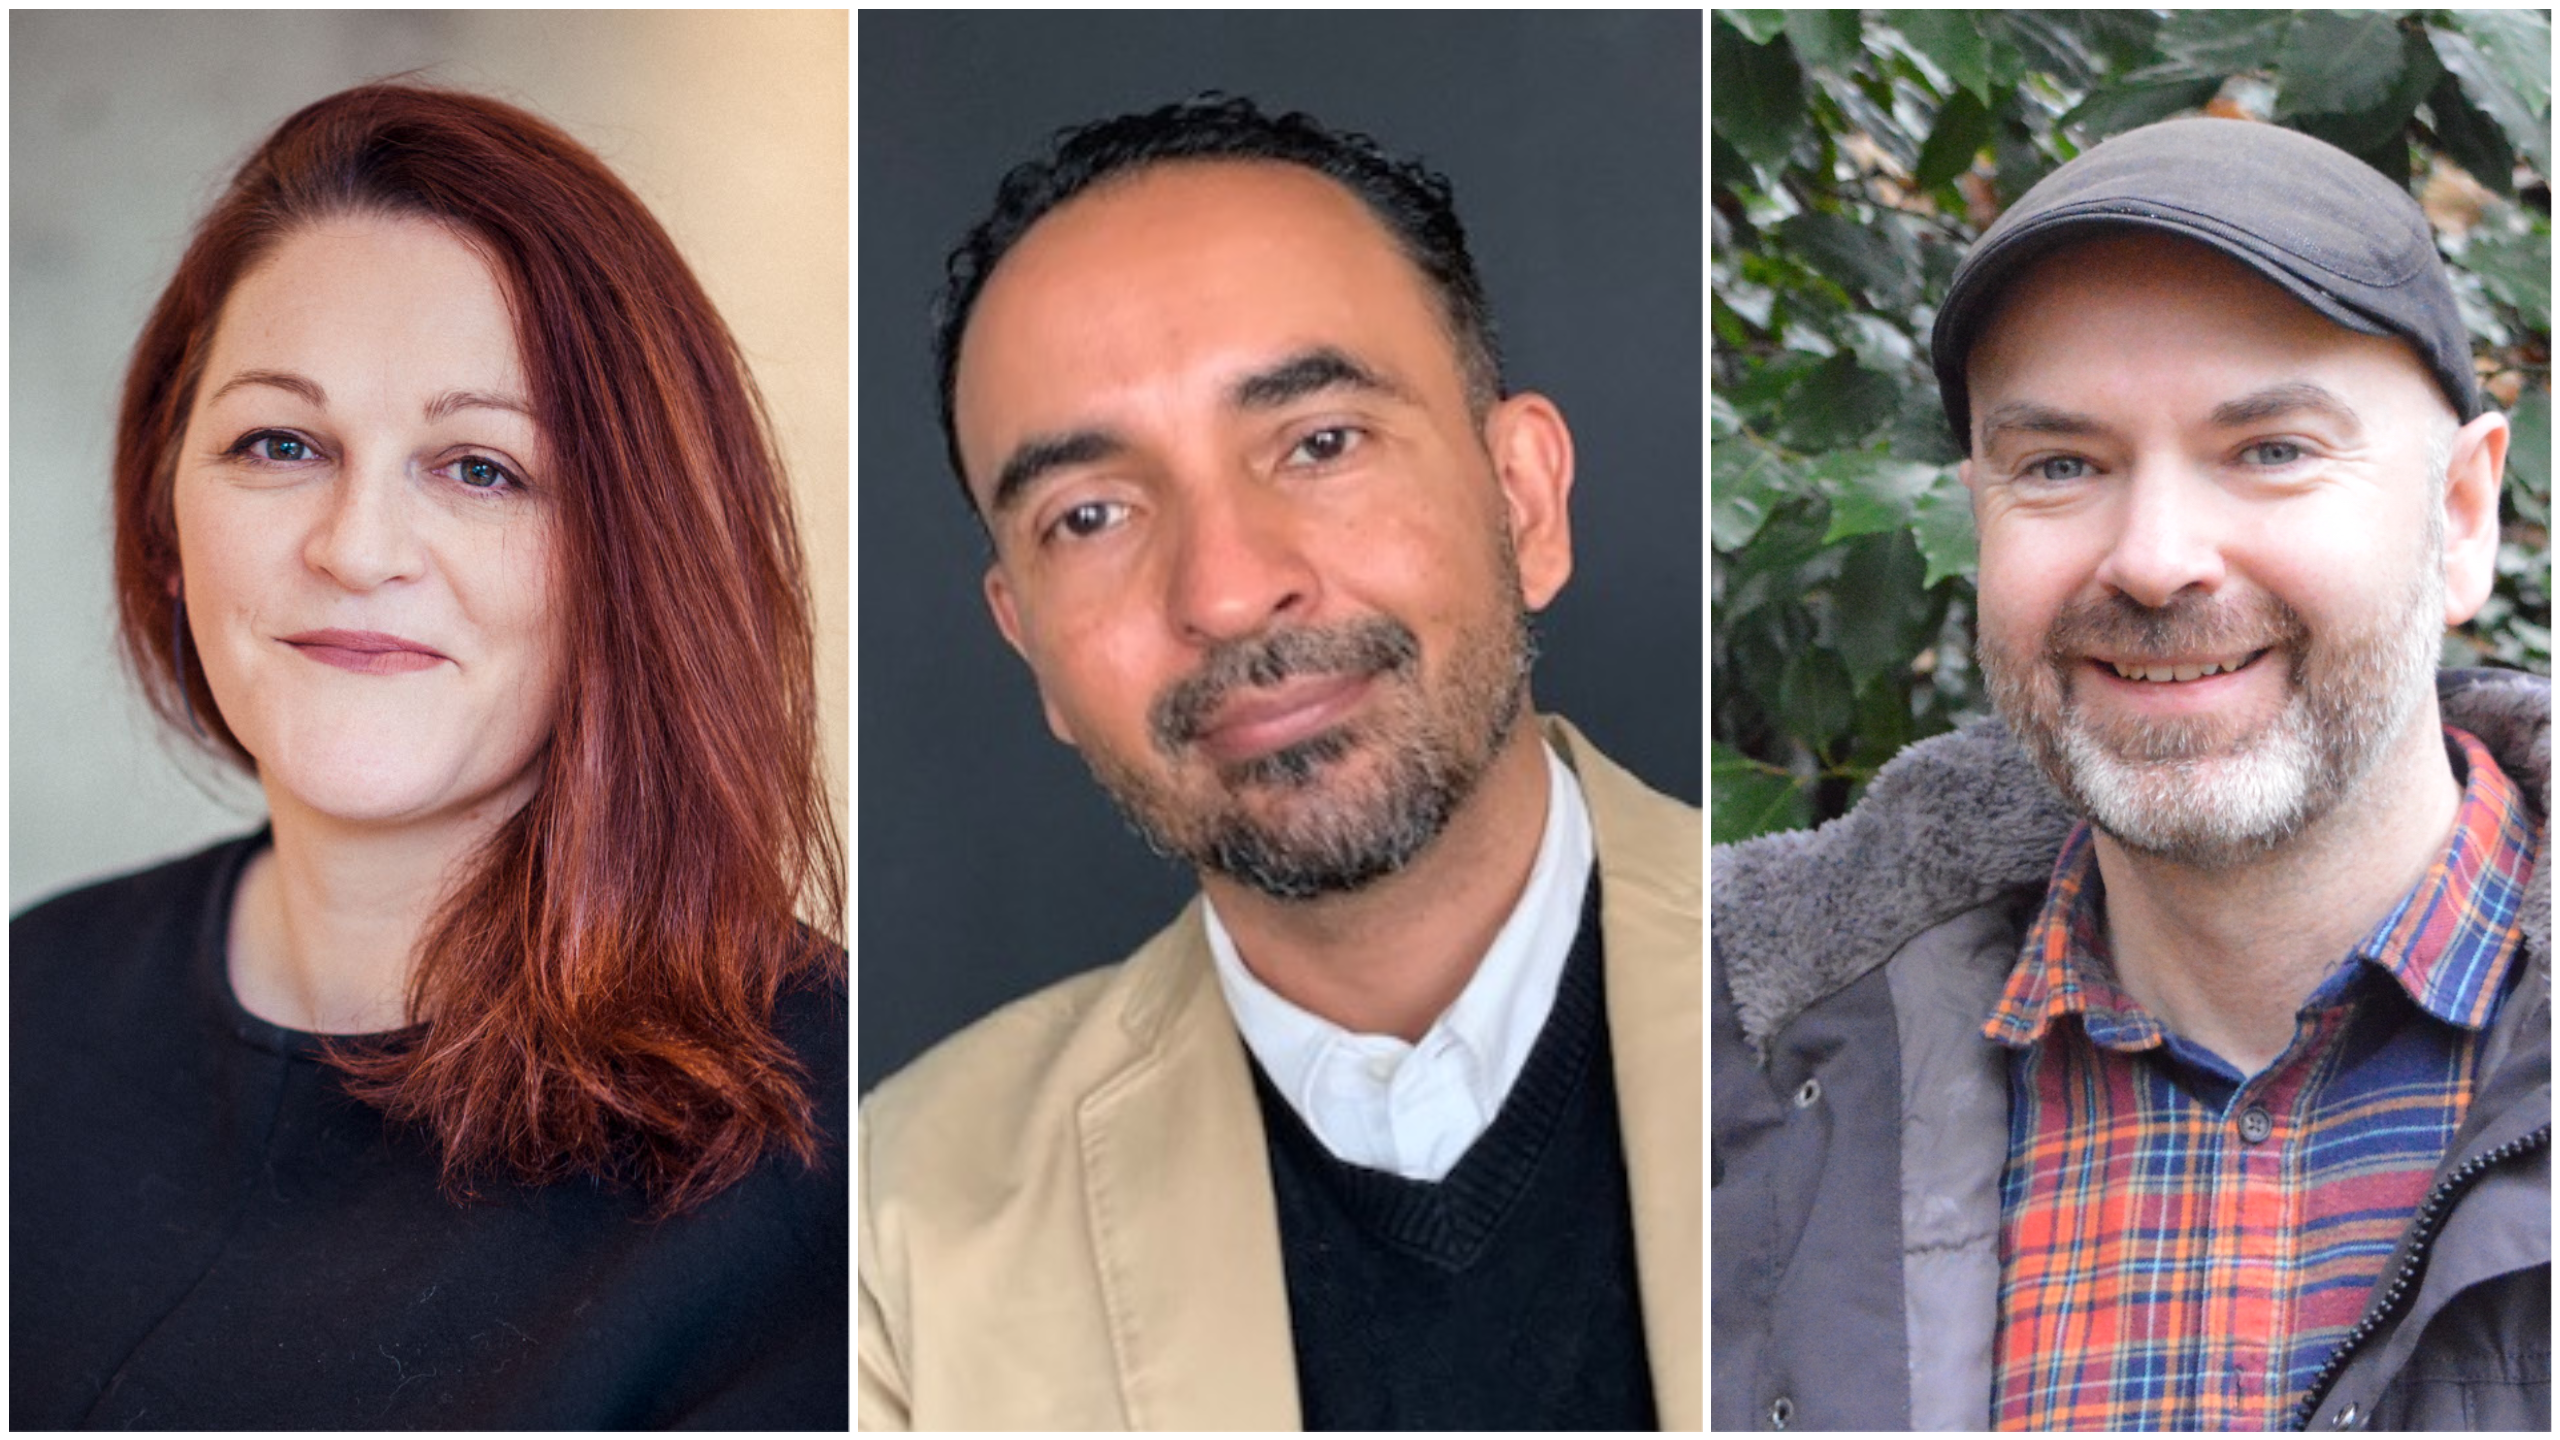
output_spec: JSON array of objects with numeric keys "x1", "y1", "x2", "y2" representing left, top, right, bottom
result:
[{"x1": 10, "y1": 10, "x2": 850, "y2": 909}]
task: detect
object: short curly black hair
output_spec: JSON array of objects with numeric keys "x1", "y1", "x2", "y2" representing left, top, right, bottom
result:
[{"x1": 933, "y1": 93, "x2": 1505, "y2": 514}]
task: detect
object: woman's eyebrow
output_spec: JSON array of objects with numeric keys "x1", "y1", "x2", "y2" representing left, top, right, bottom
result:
[
  {"x1": 201, "y1": 370, "x2": 532, "y2": 423},
  {"x1": 424, "y1": 388, "x2": 533, "y2": 422},
  {"x1": 205, "y1": 368, "x2": 326, "y2": 408}
]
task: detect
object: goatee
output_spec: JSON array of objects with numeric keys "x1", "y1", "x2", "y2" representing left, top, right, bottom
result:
[{"x1": 1980, "y1": 566, "x2": 2443, "y2": 867}]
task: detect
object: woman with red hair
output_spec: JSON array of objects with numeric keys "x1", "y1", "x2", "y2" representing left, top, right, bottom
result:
[{"x1": 11, "y1": 84, "x2": 845, "y2": 1427}]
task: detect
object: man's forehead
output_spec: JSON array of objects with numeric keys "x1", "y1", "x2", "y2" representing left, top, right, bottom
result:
[{"x1": 951, "y1": 159, "x2": 1457, "y2": 486}]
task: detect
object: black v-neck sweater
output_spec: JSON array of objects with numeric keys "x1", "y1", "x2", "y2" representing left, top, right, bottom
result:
[
  {"x1": 1251, "y1": 881, "x2": 1658, "y2": 1430},
  {"x1": 10, "y1": 832, "x2": 847, "y2": 1429}
]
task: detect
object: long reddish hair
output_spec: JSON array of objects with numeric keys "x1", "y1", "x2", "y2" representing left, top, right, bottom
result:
[{"x1": 113, "y1": 83, "x2": 843, "y2": 1214}]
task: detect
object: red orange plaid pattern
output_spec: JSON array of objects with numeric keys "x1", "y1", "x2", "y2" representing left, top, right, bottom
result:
[{"x1": 1982, "y1": 727, "x2": 2537, "y2": 1430}]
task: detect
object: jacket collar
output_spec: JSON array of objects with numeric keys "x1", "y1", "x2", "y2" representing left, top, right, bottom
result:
[
  {"x1": 1714, "y1": 669, "x2": 2552, "y2": 1066},
  {"x1": 1077, "y1": 716, "x2": 1703, "y2": 1429}
]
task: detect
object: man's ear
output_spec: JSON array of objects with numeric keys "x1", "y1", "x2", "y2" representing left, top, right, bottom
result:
[
  {"x1": 984, "y1": 563, "x2": 1074, "y2": 744},
  {"x1": 2439, "y1": 411, "x2": 2506, "y2": 627},
  {"x1": 1483, "y1": 392, "x2": 1574, "y2": 610}
]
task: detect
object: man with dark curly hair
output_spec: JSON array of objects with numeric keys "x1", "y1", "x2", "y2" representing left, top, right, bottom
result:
[{"x1": 860, "y1": 97, "x2": 1701, "y2": 1430}]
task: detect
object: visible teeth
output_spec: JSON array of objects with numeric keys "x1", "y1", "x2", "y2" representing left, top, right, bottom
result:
[{"x1": 2108, "y1": 660, "x2": 2235, "y2": 682}]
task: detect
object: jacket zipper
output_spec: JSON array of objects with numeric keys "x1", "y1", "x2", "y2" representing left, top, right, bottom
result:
[{"x1": 2288, "y1": 1121, "x2": 2553, "y2": 1430}]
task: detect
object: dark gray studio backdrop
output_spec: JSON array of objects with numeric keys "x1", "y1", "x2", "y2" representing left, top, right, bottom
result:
[{"x1": 858, "y1": 12, "x2": 1703, "y2": 1091}]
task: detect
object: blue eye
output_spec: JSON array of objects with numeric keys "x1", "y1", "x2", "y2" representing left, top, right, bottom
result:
[
  {"x1": 2028, "y1": 455, "x2": 2091, "y2": 482},
  {"x1": 2240, "y1": 440, "x2": 2305, "y2": 466},
  {"x1": 231, "y1": 430, "x2": 315, "y2": 464}
]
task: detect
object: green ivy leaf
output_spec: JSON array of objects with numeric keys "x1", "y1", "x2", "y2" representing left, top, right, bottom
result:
[
  {"x1": 1774, "y1": 353, "x2": 1903, "y2": 452},
  {"x1": 2274, "y1": 11, "x2": 2409, "y2": 122},
  {"x1": 2446, "y1": 10, "x2": 2550, "y2": 125},
  {"x1": 1713, "y1": 433, "x2": 1797, "y2": 551},
  {"x1": 2059, "y1": 78, "x2": 2222, "y2": 141},
  {"x1": 1808, "y1": 450, "x2": 1943, "y2": 542},
  {"x1": 1913, "y1": 87, "x2": 1997, "y2": 190},
  {"x1": 1775, "y1": 208, "x2": 1917, "y2": 310},
  {"x1": 2428, "y1": 70, "x2": 2516, "y2": 195},
  {"x1": 2142, "y1": 9, "x2": 2295, "y2": 82},
  {"x1": 1717, "y1": 9, "x2": 1788, "y2": 45},
  {"x1": 1783, "y1": 9, "x2": 1863, "y2": 69},
  {"x1": 1982, "y1": 10, "x2": 2100, "y2": 90},
  {"x1": 1908, "y1": 470, "x2": 1979, "y2": 587},
  {"x1": 1711, "y1": 743, "x2": 1813, "y2": 844},
  {"x1": 1713, "y1": 17, "x2": 1808, "y2": 169},
  {"x1": 2432, "y1": 24, "x2": 2552, "y2": 175},
  {"x1": 1778, "y1": 646, "x2": 1858, "y2": 749},
  {"x1": 2462, "y1": 222, "x2": 2552, "y2": 331},
  {"x1": 1889, "y1": 10, "x2": 1994, "y2": 106},
  {"x1": 2507, "y1": 388, "x2": 2551, "y2": 527},
  {"x1": 1827, "y1": 529, "x2": 1936, "y2": 686},
  {"x1": 2282, "y1": 22, "x2": 2442, "y2": 167}
]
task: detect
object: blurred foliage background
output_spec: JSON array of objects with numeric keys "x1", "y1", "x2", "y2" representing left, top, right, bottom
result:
[{"x1": 1711, "y1": 9, "x2": 2553, "y2": 845}]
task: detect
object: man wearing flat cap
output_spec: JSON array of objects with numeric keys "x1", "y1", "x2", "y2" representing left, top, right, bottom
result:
[{"x1": 1714, "y1": 117, "x2": 2548, "y2": 1431}]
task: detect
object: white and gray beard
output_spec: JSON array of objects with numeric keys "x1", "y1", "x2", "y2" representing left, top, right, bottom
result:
[{"x1": 1983, "y1": 509, "x2": 2447, "y2": 868}]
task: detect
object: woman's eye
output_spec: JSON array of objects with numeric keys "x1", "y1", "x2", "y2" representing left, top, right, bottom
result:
[
  {"x1": 452, "y1": 455, "x2": 518, "y2": 490},
  {"x1": 2027, "y1": 455, "x2": 2091, "y2": 483},
  {"x1": 233, "y1": 430, "x2": 315, "y2": 464},
  {"x1": 1288, "y1": 426, "x2": 1360, "y2": 466}
]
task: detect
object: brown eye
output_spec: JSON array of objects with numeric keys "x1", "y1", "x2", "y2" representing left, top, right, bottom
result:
[
  {"x1": 1047, "y1": 499, "x2": 1128, "y2": 543},
  {"x1": 1288, "y1": 426, "x2": 1360, "y2": 465}
]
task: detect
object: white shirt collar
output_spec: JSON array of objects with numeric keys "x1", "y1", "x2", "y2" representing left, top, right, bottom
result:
[{"x1": 1206, "y1": 741, "x2": 1596, "y2": 1181}]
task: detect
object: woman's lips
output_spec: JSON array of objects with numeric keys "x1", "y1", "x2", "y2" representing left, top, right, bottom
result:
[{"x1": 279, "y1": 629, "x2": 448, "y2": 675}]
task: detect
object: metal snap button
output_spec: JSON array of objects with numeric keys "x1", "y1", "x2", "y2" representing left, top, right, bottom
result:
[
  {"x1": 2331, "y1": 1400, "x2": 2360, "y2": 1428},
  {"x1": 1794, "y1": 1077, "x2": 1822, "y2": 1108},
  {"x1": 1769, "y1": 1395, "x2": 1794, "y2": 1429},
  {"x1": 2239, "y1": 1106, "x2": 2274, "y2": 1144}
]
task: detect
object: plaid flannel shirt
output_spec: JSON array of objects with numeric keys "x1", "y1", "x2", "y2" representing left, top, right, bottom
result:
[{"x1": 1982, "y1": 726, "x2": 2537, "y2": 1430}]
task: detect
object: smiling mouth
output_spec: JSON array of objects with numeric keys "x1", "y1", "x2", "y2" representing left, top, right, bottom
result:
[
  {"x1": 280, "y1": 629, "x2": 449, "y2": 675},
  {"x1": 2101, "y1": 648, "x2": 2271, "y2": 684}
]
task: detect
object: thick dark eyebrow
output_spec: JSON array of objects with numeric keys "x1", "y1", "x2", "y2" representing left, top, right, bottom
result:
[
  {"x1": 1229, "y1": 346, "x2": 1410, "y2": 412},
  {"x1": 988, "y1": 427, "x2": 1128, "y2": 519},
  {"x1": 201, "y1": 371, "x2": 533, "y2": 425},
  {"x1": 983, "y1": 347, "x2": 1407, "y2": 519},
  {"x1": 2208, "y1": 381, "x2": 2361, "y2": 433}
]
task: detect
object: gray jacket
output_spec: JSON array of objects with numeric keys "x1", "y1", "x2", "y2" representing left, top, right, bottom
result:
[{"x1": 1712, "y1": 670, "x2": 2550, "y2": 1431}]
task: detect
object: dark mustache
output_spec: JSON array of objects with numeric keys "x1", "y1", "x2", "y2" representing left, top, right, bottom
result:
[
  {"x1": 2044, "y1": 589, "x2": 2307, "y2": 663},
  {"x1": 1151, "y1": 618, "x2": 1419, "y2": 753}
]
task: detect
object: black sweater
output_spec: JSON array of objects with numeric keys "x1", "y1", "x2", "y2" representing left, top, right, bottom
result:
[
  {"x1": 1254, "y1": 880, "x2": 1658, "y2": 1430},
  {"x1": 10, "y1": 833, "x2": 847, "y2": 1429}
]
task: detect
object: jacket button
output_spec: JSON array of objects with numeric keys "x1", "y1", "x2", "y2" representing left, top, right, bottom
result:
[
  {"x1": 1794, "y1": 1077, "x2": 1822, "y2": 1108},
  {"x1": 2239, "y1": 1106, "x2": 2273, "y2": 1144},
  {"x1": 1769, "y1": 1395, "x2": 1794, "y2": 1429},
  {"x1": 2331, "y1": 1401, "x2": 2360, "y2": 1428}
]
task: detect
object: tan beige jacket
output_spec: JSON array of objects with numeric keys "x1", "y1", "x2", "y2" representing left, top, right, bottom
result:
[{"x1": 859, "y1": 719, "x2": 1701, "y2": 1430}]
